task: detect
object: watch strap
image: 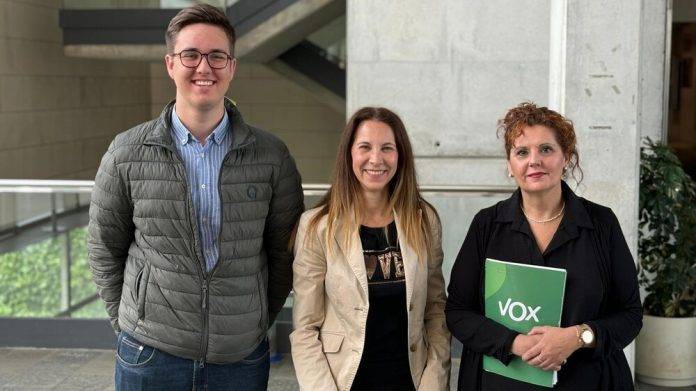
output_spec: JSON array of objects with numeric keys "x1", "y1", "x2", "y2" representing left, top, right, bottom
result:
[{"x1": 574, "y1": 325, "x2": 584, "y2": 348}]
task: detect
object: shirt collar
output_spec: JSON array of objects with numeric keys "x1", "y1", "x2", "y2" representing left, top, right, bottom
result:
[{"x1": 171, "y1": 105, "x2": 230, "y2": 146}]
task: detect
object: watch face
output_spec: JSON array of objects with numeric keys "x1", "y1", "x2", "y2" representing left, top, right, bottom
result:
[{"x1": 581, "y1": 330, "x2": 594, "y2": 344}]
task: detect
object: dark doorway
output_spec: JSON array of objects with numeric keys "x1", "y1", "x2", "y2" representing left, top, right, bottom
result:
[{"x1": 668, "y1": 23, "x2": 696, "y2": 178}]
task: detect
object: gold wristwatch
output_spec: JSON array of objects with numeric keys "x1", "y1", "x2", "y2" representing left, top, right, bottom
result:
[{"x1": 576, "y1": 324, "x2": 595, "y2": 348}]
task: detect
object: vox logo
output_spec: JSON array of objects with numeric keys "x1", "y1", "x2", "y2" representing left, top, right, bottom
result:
[{"x1": 498, "y1": 298, "x2": 541, "y2": 322}]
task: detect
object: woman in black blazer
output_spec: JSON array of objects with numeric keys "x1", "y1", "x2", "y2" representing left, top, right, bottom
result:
[{"x1": 445, "y1": 102, "x2": 642, "y2": 390}]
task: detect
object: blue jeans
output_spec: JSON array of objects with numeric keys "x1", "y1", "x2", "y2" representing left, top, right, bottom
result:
[{"x1": 115, "y1": 332, "x2": 269, "y2": 391}]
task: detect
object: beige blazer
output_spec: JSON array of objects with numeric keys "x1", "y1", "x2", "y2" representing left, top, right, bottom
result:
[{"x1": 290, "y1": 207, "x2": 451, "y2": 391}]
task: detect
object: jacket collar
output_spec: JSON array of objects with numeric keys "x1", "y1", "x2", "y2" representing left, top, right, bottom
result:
[
  {"x1": 144, "y1": 98, "x2": 255, "y2": 151},
  {"x1": 332, "y1": 215, "x2": 368, "y2": 302},
  {"x1": 494, "y1": 181, "x2": 594, "y2": 255}
]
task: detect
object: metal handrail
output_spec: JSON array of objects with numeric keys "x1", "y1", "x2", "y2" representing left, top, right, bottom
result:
[
  {"x1": 0, "y1": 180, "x2": 94, "y2": 193},
  {"x1": 0, "y1": 180, "x2": 515, "y2": 196}
]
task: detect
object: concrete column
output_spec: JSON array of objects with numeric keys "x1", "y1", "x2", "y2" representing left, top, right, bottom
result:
[
  {"x1": 348, "y1": 1, "x2": 549, "y2": 183},
  {"x1": 347, "y1": 0, "x2": 550, "y2": 279},
  {"x1": 640, "y1": 0, "x2": 671, "y2": 143},
  {"x1": 548, "y1": 0, "x2": 568, "y2": 113},
  {"x1": 562, "y1": 0, "x2": 647, "y2": 373}
]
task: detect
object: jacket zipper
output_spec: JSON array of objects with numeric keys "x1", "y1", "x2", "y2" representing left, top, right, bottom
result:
[
  {"x1": 148, "y1": 114, "x2": 254, "y2": 365},
  {"x1": 177, "y1": 153, "x2": 209, "y2": 363},
  {"x1": 199, "y1": 135, "x2": 254, "y2": 363},
  {"x1": 200, "y1": 284, "x2": 208, "y2": 368},
  {"x1": 198, "y1": 150, "x2": 230, "y2": 364},
  {"x1": 151, "y1": 141, "x2": 209, "y2": 362}
]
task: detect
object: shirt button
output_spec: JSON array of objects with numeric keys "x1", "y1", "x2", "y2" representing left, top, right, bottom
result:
[
  {"x1": 201, "y1": 184, "x2": 206, "y2": 189},
  {"x1": 410, "y1": 344, "x2": 417, "y2": 352}
]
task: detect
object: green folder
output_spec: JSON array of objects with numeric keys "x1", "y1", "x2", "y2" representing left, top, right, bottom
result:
[{"x1": 483, "y1": 258, "x2": 567, "y2": 388}]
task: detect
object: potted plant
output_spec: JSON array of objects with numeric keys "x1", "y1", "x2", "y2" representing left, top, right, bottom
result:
[{"x1": 636, "y1": 137, "x2": 696, "y2": 387}]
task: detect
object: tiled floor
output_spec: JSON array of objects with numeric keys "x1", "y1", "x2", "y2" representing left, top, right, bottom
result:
[{"x1": 0, "y1": 348, "x2": 693, "y2": 390}]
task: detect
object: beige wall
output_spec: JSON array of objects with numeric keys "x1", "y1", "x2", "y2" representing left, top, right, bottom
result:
[
  {"x1": 0, "y1": 0, "x2": 151, "y2": 231},
  {"x1": 0, "y1": 0, "x2": 152, "y2": 180},
  {"x1": 0, "y1": 1, "x2": 342, "y2": 182},
  {"x1": 0, "y1": 0, "x2": 341, "y2": 231},
  {"x1": 150, "y1": 62, "x2": 343, "y2": 183}
]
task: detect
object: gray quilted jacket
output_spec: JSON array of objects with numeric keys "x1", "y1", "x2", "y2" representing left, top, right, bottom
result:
[{"x1": 87, "y1": 99, "x2": 303, "y2": 364}]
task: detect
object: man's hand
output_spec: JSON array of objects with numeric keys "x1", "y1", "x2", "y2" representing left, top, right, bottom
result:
[{"x1": 521, "y1": 326, "x2": 580, "y2": 371}]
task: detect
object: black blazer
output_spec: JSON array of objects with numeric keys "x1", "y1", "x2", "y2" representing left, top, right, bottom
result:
[{"x1": 445, "y1": 182, "x2": 642, "y2": 390}]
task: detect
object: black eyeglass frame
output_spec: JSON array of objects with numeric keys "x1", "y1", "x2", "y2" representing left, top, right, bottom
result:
[{"x1": 170, "y1": 49, "x2": 234, "y2": 69}]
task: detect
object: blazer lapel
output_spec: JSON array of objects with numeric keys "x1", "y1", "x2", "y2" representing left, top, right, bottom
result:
[
  {"x1": 395, "y1": 212, "x2": 418, "y2": 311},
  {"x1": 333, "y1": 219, "x2": 369, "y2": 299}
]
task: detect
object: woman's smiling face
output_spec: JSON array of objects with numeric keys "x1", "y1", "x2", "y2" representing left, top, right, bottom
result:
[{"x1": 351, "y1": 120, "x2": 399, "y2": 197}]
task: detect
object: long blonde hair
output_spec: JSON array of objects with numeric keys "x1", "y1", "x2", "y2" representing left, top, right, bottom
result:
[{"x1": 306, "y1": 107, "x2": 437, "y2": 260}]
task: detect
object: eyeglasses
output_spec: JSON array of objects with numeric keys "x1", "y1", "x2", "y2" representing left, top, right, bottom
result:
[{"x1": 171, "y1": 49, "x2": 233, "y2": 69}]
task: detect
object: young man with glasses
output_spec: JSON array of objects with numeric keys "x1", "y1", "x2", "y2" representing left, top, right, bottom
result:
[{"x1": 88, "y1": 4, "x2": 303, "y2": 390}]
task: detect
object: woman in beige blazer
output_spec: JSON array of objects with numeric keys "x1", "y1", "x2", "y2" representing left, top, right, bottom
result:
[{"x1": 290, "y1": 107, "x2": 451, "y2": 391}]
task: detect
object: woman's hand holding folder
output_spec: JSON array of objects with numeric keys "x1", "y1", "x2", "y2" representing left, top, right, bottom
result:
[{"x1": 521, "y1": 326, "x2": 580, "y2": 371}]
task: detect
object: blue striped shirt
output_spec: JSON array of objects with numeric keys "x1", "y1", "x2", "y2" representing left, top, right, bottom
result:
[{"x1": 171, "y1": 106, "x2": 232, "y2": 271}]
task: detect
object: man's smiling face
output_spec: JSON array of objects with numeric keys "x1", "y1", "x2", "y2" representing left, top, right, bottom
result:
[{"x1": 165, "y1": 23, "x2": 236, "y2": 112}]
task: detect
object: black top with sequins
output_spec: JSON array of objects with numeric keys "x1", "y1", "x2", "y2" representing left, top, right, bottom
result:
[{"x1": 351, "y1": 221, "x2": 414, "y2": 391}]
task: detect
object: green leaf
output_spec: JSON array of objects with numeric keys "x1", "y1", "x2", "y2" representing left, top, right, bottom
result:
[{"x1": 639, "y1": 137, "x2": 696, "y2": 317}]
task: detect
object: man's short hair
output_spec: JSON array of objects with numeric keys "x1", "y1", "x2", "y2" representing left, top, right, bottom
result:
[{"x1": 165, "y1": 4, "x2": 236, "y2": 56}]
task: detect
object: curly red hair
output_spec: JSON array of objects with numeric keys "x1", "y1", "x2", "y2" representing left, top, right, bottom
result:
[{"x1": 497, "y1": 102, "x2": 583, "y2": 183}]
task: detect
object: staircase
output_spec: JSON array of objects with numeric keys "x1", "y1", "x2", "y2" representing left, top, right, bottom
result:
[{"x1": 59, "y1": 0, "x2": 346, "y2": 105}]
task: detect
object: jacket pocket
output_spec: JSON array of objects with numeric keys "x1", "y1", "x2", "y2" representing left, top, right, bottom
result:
[
  {"x1": 256, "y1": 271, "x2": 268, "y2": 330},
  {"x1": 135, "y1": 264, "x2": 151, "y2": 320},
  {"x1": 319, "y1": 331, "x2": 344, "y2": 353}
]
